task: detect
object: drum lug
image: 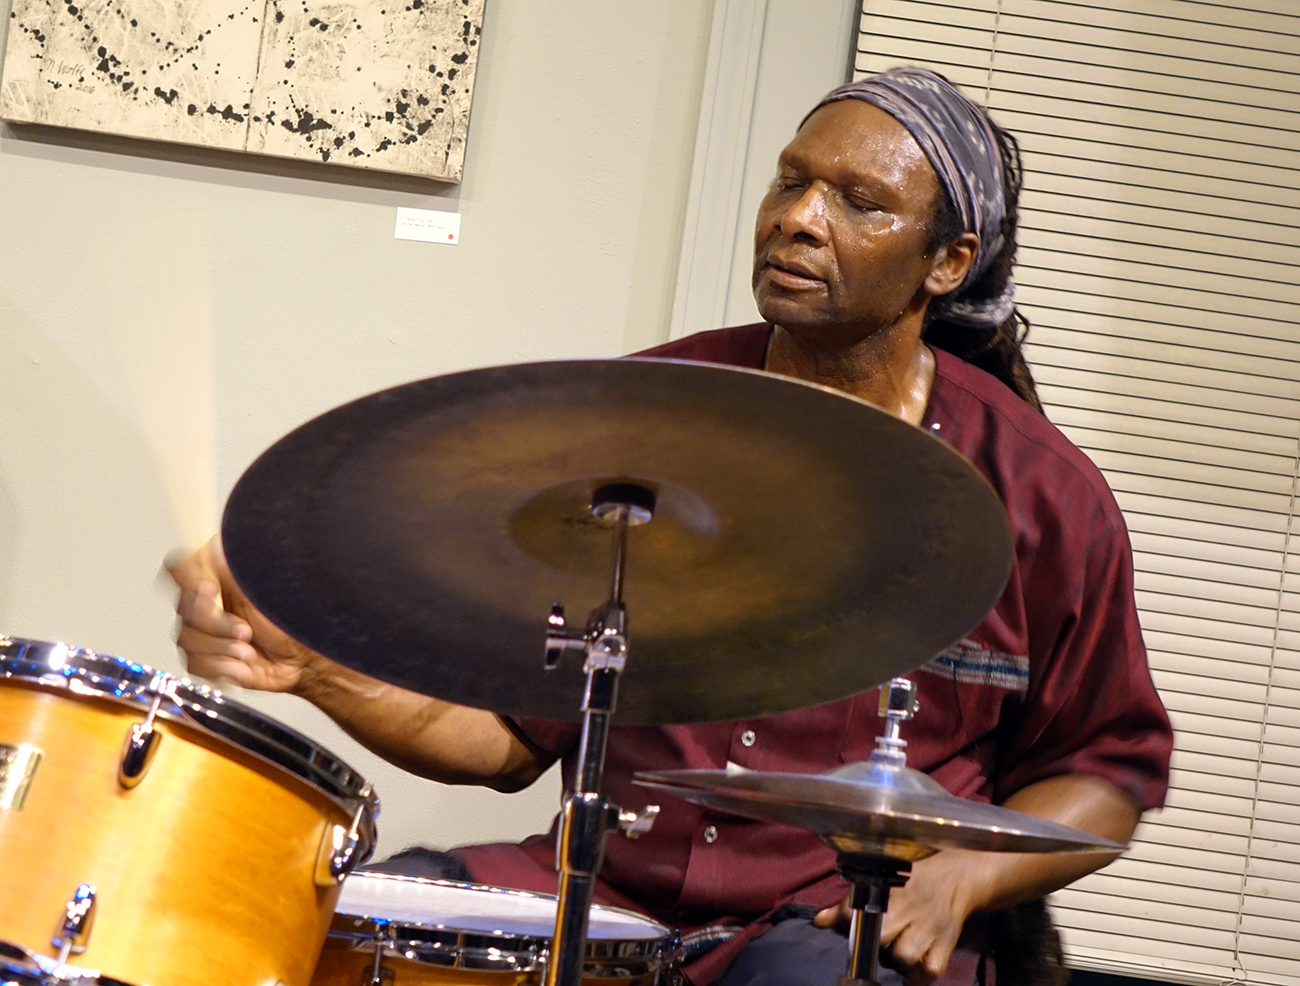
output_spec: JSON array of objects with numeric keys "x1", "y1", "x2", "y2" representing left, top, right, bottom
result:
[
  {"x1": 118, "y1": 673, "x2": 172, "y2": 789},
  {"x1": 119, "y1": 724, "x2": 162, "y2": 789},
  {"x1": 50, "y1": 883, "x2": 96, "y2": 970},
  {"x1": 316, "y1": 783, "x2": 375, "y2": 885}
]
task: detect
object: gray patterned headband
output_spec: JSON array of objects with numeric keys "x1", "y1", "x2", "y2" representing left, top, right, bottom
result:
[{"x1": 807, "y1": 67, "x2": 1015, "y2": 330}]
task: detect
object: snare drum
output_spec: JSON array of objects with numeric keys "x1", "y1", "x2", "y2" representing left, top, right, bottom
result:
[
  {"x1": 312, "y1": 874, "x2": 673, "y2": 985},
  {"x1": 0, "y1": 638, "x2": 377, "y2": 986}
]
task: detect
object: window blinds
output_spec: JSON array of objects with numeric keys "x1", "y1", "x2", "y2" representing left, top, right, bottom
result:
[{"x1": 854, "y1": 2, "x2": 1300, "y2": 983}]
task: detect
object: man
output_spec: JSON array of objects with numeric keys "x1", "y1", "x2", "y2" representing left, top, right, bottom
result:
[{"x1": 170, "y1": 68, "x2": 1172, "y2": 986}]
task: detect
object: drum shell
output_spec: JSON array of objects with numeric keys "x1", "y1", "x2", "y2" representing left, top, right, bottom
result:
[
  {"x1": 310, "y1": 876, "x2": 671, "y2": 986},
  {"x1": 311, "y1": 940, "x2": 665, "y2": 986},
  {"x1": 0, "y1": 679, "x2": 353, "y2": 986}
]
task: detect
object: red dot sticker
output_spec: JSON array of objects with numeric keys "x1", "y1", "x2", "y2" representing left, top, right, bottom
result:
[{"x1": 394, "y1": 207, "x2": 461, "y2": 244}]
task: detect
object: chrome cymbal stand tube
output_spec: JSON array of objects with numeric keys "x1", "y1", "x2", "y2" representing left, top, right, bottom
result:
[
  {"x1": 836, "y1": 678, "x2": 920, "y2": 986},
  {"x1": 543, "y1": 484, "x2": 660, "y2": 986},
  {"x1": 836, "y1": 856, "x2": 910, "y2": 986}
]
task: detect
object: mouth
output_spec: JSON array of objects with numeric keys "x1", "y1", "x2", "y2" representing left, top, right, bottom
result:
[{"x1": 762, "y1": 256, "x2": 824, "y2": 290}]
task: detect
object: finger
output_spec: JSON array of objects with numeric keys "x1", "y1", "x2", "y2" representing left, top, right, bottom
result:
[
  {"x1": 889, "y1": 923, "x2": 957, "y2": 985},
  {"x1": 889, "y1": 926, "x2": 927, "y2": 971},
  {"x1": 178, "y1": 580, "x2": 253, "y2": 642},
  {"x1": 920, "y1": 945, "x2": 949, "y2": 983},
  {"x1": 879, "y1": 909, "x2": 903, "y2": 946},
  {"x1": 164, "y1": 546, "x2": 215, "y2": 589},
  {"x1": 899, "y1": 944, "x2": 946, "y2": 986},
  {"x1": 176, "y1": 625, "x2": 258, "y2": 666},
  {"x1": 204, "y1": 536, "x2": 242, "y2": 597},
  {"x1": 812, "y1": 904, "x2": 840, "y2": 929},
  {"x1": 183, "y1": 653, "x2": 259, "y2": 689}
]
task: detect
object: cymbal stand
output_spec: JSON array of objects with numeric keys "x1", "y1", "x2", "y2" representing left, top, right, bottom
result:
[
  {"x1": 542, "y1": 484, "x2": 660, "y2": 986},
  {"x1": 835, "y1": 855, "x2": 911, "y2": 986},
  {"x1": 833, "y1": 677, "x2": 920, "y2": 986}
]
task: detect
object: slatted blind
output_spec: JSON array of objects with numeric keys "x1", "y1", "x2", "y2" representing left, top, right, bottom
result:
[{"x1": 855, "y1": 2, "x2": 1300, "y2": 983}]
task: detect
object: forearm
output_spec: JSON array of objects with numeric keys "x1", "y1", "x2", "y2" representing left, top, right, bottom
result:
[
  {"x1": 947, "y1": 773, "x2": 1141, "y2": 915},
  {"x1": 294, "y1": 654, "x2": 549, "y2": 792},
  {"x1": 170, "y1": 537, "x2": 549, "y2": 791}
]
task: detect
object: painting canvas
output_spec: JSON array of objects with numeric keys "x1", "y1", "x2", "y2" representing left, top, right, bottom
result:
[{"x1": 0, "y1": 0, "x2": 484, "y2": 180}]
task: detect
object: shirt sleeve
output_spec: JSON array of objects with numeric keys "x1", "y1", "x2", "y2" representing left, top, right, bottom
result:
[{"x1": 992, "y1": 509, "x2": 1173, "y2": 811}]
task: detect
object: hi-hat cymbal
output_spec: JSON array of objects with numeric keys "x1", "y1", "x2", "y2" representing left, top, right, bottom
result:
[
  {"x1": 222, "y1": 358, "x2": 1013, "y2": 725},
  {"x1": 634, "y1": 765, "x2": 1125, "y2": 858}
]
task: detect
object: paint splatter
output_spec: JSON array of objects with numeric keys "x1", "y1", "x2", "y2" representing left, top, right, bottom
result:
[{"x1": 0, "y1": 0, "x2": 485, "y2": 180}]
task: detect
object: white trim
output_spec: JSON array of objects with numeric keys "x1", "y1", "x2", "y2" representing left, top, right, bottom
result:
[
  {"x1": 669, "y1": 0, "x2": 861, "y2": 341},
  {"x1": 669, "y1": 0, "x2": 769, "y2": 341}
]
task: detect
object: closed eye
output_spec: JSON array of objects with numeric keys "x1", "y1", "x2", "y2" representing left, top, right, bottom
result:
[{"x1": 843, "y1": 192, "x2": 883, "y2": 212}]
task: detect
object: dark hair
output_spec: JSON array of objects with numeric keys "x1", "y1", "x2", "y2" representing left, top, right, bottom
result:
[{"x1": 921, "y1": 122, "x2": 1043, "y2": 413}]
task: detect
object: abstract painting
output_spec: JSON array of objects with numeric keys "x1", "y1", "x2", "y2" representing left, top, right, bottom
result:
[{"x1": 1, "y1": 0, "x2": 484, "y2": 180}]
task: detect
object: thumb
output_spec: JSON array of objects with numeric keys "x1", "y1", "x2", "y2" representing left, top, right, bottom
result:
[{"x1": 813, "y1": 902, "x2": 844, "y2": 929}]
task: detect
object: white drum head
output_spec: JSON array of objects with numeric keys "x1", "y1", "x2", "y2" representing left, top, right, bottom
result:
[{"x1": 337, "y1": 872, "x2": 668, "y2": 942}]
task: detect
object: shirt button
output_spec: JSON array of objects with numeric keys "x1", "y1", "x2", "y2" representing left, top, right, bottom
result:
[
  {"x1": 740, "y1": 729, "x2": 757, "y2": 747},
  {"x1": 703, "y1": 825, "x2": 719, "y2": 844}
]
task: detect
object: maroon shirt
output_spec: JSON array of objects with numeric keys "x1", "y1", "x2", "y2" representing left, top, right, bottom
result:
[{"x1": 455, "y1": 325, "x2": 1173, "y2": 984}]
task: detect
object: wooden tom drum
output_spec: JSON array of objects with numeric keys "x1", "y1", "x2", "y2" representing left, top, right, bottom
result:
[
  {"x1": 0, "y1": 638, "x2": 378, "y2": 986},
  {"x1": 312, "y1": 874, "x2": 674, "y2": 985}
]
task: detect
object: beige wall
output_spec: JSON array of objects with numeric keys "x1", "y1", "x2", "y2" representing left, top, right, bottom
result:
[{"x1": 0, "y1": 0, "x2": 714, "y2": 858}]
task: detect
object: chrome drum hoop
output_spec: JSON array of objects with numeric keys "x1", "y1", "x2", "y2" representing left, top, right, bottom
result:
[
  {"x1": 0, "y1": 940, "x2": 137, "y2": 986},
  {"x1": 0, "y1": 637, "x2": 378, "y2": 831},
  {"x1": 329, "y1": 875, "x2": 673, "y2": 980}
]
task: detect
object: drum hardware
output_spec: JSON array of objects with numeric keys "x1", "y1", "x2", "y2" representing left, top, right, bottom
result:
[
  {"x1": 0, "y1": 938, "x2": 137, "y2": 986},
  {"x1": 832, "y1": 681, "x2": 945, "y2": 986},
  {"x1": 0, "y1": 637, "x2": 377, "y2": 820},
  {"x1": 220, "y1": 359, "x2": 1019, "y2": 986},
  {"x1": 872, "y1": 677, "x2": 917, "y2": 765},
  {"x1": 317, "y1": 782, "x2": 378, "y2": 887},
  {"x1": 0, "y1": 742, "x2": 43, "y2": 810},
  {"x1": 311, "y1": 874, "x2": 673, "y2": 986},
  {"x1": 50, "y1": 884, "x2": 96, "y2": 969},
  {"x1": 637, "y1": 678, "x2": 1126, "y2": 986},
  {"x1": 0, "y1": 638, "x2": 378, "y2": 986},
  {"x1": 834, "y1": 855, "x2": 910, "y2": 986},
  {"x1": 542, "y1": 484, "x2": 661, "y2": 986},
  {"x1": 361, "y1": 924, "x2": 396, "y2": 986},
  {"x1": 831, "y1": 680, "x2": 917, "y2": 984},
  {"x1": 118, "y1": 672, "x2": 172, "y2": 789},
  {"x1": 617, "y1": 804, "x2": 659, "y2": 839}
]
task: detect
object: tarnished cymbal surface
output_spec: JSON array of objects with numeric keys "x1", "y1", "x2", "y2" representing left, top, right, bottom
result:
[
  {"x1": 222, "y1": 358, "x2": 1013, "y2": 725},
  {"x1": 634, "y1": 765, "x2": 1126, "y2": 858}
]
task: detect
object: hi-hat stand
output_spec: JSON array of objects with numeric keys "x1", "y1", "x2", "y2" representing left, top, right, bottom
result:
[{"x1": 541, "y1": 483, "x2": 661, "y2": 986}]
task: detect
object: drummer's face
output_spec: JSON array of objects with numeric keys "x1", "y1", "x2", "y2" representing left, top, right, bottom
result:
[{"x1": 752, "y1": 100, "x2": 945, "y2": 345}]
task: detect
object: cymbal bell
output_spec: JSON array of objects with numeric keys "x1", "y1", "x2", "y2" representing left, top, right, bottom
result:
[
  {"x1": 222, "y1": 358, "x2": 1013, "y2": 725},
  {"x1": 634, "y1": 764, "x2": 1125, "y2": 858}
]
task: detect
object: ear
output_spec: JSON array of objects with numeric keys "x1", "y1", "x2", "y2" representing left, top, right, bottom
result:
[{"x1": 924, "y1": 232, "x2": 979, "y2": 298}]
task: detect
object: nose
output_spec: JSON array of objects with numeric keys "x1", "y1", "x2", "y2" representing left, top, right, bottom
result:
[{"x1": 775, "y1": 184, "x2": 830, "y2": 245}]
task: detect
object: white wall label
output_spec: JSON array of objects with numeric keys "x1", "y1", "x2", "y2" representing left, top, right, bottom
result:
[{"x1": 394, "y1": 207, "x2": 461, "y2": 244}]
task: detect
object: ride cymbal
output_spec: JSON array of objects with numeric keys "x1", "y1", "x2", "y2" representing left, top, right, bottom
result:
[{"x1": 222, "y1": 358, "x2": 1012, "y2": 724}]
